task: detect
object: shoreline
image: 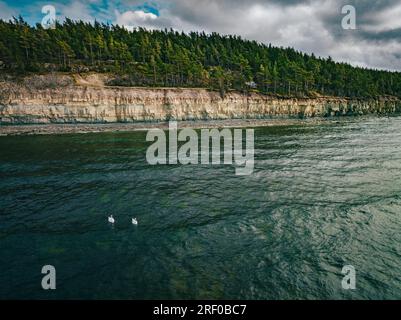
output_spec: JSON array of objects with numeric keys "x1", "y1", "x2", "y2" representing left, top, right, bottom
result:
[{"x1": 0, "y1": 118, "x2": 330, "y2": 136}]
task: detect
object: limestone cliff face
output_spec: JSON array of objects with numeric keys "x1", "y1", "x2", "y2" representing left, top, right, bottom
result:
[{"x1": 0, "y1": 74, "x2": 400, "y2": 124}]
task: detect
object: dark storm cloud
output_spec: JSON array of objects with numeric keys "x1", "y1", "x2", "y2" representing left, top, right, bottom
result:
[
  {"x1": 359, "y1": 28, "x2": 401, "y2": 41},
  {"x1": 319, "y1": 0, "x2": 401, "y2": 36}
]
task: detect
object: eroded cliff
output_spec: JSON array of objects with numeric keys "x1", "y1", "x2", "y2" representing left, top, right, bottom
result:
[{"x1": 1, "y1": 73, "x2": 400, "y2": 124}]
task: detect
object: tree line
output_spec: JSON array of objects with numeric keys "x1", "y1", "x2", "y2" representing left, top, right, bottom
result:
[{"x1": 1, "y1": 17, "x2": 401, "y2": 98}]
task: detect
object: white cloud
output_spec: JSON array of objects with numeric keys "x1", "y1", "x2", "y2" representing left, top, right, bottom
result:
[
  {"x1": 0, "y1": 1, "x2": 16, "y2": 20},
  {"x1": 114, "y1": 9, "x2": 158, "y2": 30},
  {"x1": 57, "y1": 0, "x2": 95, "y2": 23},
  {"x1": 327, "y1": 38, "x2": 401, "y2": 71},
  {"x1": 362, "y1": 3, "x2": 401, "y2": 32}
]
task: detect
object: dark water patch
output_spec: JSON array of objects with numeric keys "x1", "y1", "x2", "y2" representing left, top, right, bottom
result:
[{"x1": 1, "y1": 117, "x2": 401, "y2": 299}]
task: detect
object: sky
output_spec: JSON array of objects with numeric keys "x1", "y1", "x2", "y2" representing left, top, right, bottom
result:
[{"x1": 1, "y1": 0, "x2": 401, "y2": 71}]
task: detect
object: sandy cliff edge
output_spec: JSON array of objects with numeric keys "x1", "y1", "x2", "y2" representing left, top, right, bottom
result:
[{"x1": 1, "y1": 73, "x2": 401, "y2": 124}]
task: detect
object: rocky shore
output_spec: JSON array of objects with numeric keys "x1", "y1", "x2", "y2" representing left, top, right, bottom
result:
[{"x1": 0, "y1": 118, "x2": 322, "y2": 136}]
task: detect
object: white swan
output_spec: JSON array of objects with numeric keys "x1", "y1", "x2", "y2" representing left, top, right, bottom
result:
[
  {"x1": 108, "y1": 215, "x2": 115, "y2": 224},
  {"x1": 132, "y1": 218, "x2": 138, "y2": 225}
]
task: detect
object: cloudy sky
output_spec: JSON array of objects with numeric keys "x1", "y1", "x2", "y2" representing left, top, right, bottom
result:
[{"x1": 1, "y1": 0, "x2": 401, "y2": 71}]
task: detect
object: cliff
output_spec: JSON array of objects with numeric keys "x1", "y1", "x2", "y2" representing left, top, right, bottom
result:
[{"x1": 1, "y1": 73, "x2": 400, "y2": 124}]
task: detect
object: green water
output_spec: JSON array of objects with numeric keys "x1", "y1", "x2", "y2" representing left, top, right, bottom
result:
[{"x1": 0, "y1": 117, "x2": 401, "y2": 299}]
